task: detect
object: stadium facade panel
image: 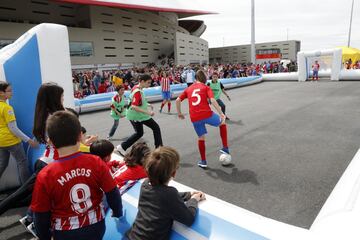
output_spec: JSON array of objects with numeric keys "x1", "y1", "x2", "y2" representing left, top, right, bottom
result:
[
  {"x1": 209, "y1": 40, "x2": 301, "y2": 64},
  {"x1": 0, "y1": 0, "x2": 210, "y2": 69}
]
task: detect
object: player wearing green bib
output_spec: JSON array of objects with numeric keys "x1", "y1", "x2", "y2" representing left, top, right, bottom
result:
[
  {"x1": 107, "y1": 85, "x2": 126, "y2": 140},
  {"x1": 116, "y1": 74, "x2": 163, "y2": 155},
  {"x1": 207, "y1": 71, "x2": 231, "y2": 119}
]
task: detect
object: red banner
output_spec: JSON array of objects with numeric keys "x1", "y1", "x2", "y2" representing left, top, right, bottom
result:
[{"x1": 256, "y1": 53, "x2": 281, "y2": 59}]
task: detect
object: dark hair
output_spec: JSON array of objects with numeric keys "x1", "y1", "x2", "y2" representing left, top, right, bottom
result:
[
  {"x1": 196, "y1": 70, "x2": 207, "y2": 83},
  {"x1": 81, "y1": 126, "x2": 87, "y2": 134},
  {"x1": 0, "y1": 81, "x2": 10, "y2": 92},
  {"x1": 65, "y1": 107, "x2": 79, "y2": 118},
  {"x1": 46, "y1": 111, "x2": 81, "y2": 149},
  {"x1": 123, "y1": 141, "x2": 150, "y2": 167},
  {"x1": 90, "y1": 139, "x2": 114, "y2": 160},
  {"x1": 138, "y1": 74, "x2": 152, "y2": 82},
  {"x1": 115, "y1": 85, "x2": 124, "y2": 92},
  {"x1": 33, "y1": 83, "x2": 65, "y2": 143},
  {"x1": 145, "y1": 146, "x2": 179, "y2": 186}
]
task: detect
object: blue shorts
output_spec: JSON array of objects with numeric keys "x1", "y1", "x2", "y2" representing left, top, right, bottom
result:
[
  {"x1": 192, "y1": 112, "x2": 222, "y2": 137},
  {"x1": 162, "y1": 91, "x2": 171, "y2": 100}
]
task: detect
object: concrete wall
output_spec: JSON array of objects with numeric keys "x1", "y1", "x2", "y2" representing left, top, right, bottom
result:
[
  {"x1": 209, "y1": 40, "x2": 301, "y2": 64},
  {"x1": 175, "y1": 32, "x2": 208, "y2": 66},
  {"x1": 0, "y1": 0, "x2": 206, "y2": 68}
]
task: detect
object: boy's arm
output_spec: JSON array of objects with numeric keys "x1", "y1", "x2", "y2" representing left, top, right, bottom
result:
[
  {"x1": 105, "y1": 187, "x2": 123, "y2": 218},
  {"x1": 168, "y1": 188, "x2": 198, "y2": 226},
  {"x1": 34, "y1": 212, "x2": 51, "y2": 240}
]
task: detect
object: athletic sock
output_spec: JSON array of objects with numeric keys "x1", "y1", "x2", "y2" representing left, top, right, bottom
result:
[
  {"x1": 160, "y1": 102, "x2": 165, "y2": 110},
  {"x1": 168, "y1": 102, "x2": 171, "y2": 112},
  {"x1": 198, "y1": 139, "x2": 206, "y2": 161},
  {"x1": 220, "y1": 124, "x2": 228, "y2": 149}
]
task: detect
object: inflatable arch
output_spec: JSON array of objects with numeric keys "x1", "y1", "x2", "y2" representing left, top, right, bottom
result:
[{"x1": 0, "y1": 23, "x2": 74, "y2": 191}]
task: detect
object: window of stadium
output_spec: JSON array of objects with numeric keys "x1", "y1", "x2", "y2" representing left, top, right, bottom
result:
[{"x1": 70, "y1": 42, "x2": 93, "y2": 57}]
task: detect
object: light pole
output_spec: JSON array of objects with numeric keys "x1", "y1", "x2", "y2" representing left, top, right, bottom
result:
[
  {"x1": 347, "y1": 0, "x2": 355, "y2": 47},
  {"x1": 251, "y1": 0, "x2": 256, "y2": 64}
]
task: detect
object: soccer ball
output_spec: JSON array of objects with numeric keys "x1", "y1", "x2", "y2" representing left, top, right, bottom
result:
[{"x1": 219, "y1": 154, "x2": 232, "y2": 166}]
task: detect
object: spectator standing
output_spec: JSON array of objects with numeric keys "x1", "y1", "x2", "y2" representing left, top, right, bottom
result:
[{"x1": 0, "y1": 81, "x2": 38, "y2": 184}]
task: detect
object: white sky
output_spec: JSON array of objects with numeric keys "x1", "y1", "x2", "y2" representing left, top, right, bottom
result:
[{"x1": 188, "y1": 0, "x2": 360, "y2": 51}]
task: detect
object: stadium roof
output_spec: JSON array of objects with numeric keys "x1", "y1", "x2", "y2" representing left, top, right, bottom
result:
[{"x1": 55, "y1": 0, "x2": 215, "y2": 18}]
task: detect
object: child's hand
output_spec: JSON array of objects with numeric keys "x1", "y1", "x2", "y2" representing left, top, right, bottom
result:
[
  {"x1": 191, "y1": 192, "x2": 206, "y2": 202},
  {"x1": 28, "y1": 139, "x2": 39, "y2": 148},
  {"x1": 84, "y1": 135, "x2": 98, "y2": 145}
]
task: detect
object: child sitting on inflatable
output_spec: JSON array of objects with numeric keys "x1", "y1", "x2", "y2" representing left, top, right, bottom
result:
[{"x1": 125, "y1": 146, "x2": 206, "y2": 240}]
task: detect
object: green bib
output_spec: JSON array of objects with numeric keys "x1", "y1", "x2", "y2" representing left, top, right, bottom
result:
[
  {"x1": 209, "y1": 81, "x2": 222, "y2": 100},
  {"x1": 110, "y1": 94, "x2": 126, "y2": 120},
  {"x1": 126, "y1": 88, "x2": 151, "y2": 121}
]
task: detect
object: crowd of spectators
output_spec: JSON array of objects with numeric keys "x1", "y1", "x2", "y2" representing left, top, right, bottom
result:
[{"x1": 72, "y1": 60, "x2": 298, "y2": 99}]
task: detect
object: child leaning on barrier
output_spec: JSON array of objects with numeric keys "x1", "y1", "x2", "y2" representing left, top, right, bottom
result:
[
  {"x1": 125, "y1": 146, "x2": 206, "y2": 240},
  {"x1": 30, "y1": 111, "x2": 122, "y2": 240}
]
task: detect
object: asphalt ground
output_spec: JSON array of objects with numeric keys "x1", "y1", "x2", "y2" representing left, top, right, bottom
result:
[{"x1": 2, "y1": 80, "x2": 360, "y2": 239}]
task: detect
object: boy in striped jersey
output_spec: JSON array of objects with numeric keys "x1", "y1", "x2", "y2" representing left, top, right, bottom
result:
[
  {"x1": 30, "y1": 111, "x2": 122, "y2": 240},
  {"x1": 159, "y1": 71, "x2": 177, "y2": 113}
]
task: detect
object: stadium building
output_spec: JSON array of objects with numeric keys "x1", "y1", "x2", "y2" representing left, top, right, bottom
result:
[
  {"x1": 0, "y1": 0, "x2": 212, "y2": 70},
  {"x1": 209, "y1": 40, "x2": 301, "y2": 64}
]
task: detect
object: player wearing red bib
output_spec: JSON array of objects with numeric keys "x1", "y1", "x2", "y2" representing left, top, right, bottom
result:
[
  {"x1": 30, "y1": 111, "x2": 122, "y2": 240},
  {"x1": 176, "y1": 70, "x2": 230, "y2": 168}
]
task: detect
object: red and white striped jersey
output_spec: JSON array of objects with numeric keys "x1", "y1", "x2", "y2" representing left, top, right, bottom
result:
[
  {"x1": 31, "y1": 152, "x2": 117, "y2": 231},
  {"x1": 161, "y1": 77, "x2": 171, "y2": 92}
]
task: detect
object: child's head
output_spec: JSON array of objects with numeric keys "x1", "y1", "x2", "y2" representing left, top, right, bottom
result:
[
  {"x1": 123, "y1": 141, "x2": 150, "y2": 167},
  {"x1": 0, "y1": 81, "x2": 11, "y2": 100},
  {"x1": 196, "y1": 70, "x2": 207, "y2": 83},
  {"x1": 33, "y1": 83, "x2": 65, "y2": 143},
  {"x1": 115, "y1": 84, "x2": 125, "y2": 95},
  {"x1": 46, "y1": 111, "x2": 81, "y2": 149},
  {"x1": 145, "y1": 146, "x2": 180, "y2": 186},
  {"x1": 90, "y1": 139, "x2": 114, "y2": 162},
  {"x1": 138, "y1": 74, "x2": 152, "y2": 88}
]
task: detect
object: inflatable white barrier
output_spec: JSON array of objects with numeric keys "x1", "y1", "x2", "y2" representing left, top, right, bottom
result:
[
  {"x1": 76, "y1": 76, "x2": 263, "y2": 113},
  {"x1": 3, "y1": 23, "x2": 360, "y2": 239},
  {"x1": 0, "y1": 23, "x2": 73, "y2": 191}
]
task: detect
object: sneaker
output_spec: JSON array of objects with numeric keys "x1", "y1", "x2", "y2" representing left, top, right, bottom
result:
[
  {"x1": 159, "y1": 108, "x2": 162, "y2": 113},
  {"x1": 27, "y1": 222, "x2": 38, "y2": 238},
  {"x1": 197, "y1": 160, "x2": 208, "y2": 168},
  {"x1": 220, "y1": 147, "x2": 230, "y2": 155},
  {"x1": 116, "y1": 144, "x2": 126, "y2": 156},
  {"x1": 225, "y1": 116, "x2": 230, "y2": 120},
  {"x1": 107, "y1": 136, "x2": 113, "y2": 140},
  {"x1": 19, "y1": 216, "x2": 31, "y2": 229}
]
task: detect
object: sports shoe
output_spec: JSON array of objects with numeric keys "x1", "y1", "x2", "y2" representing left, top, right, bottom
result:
[
  {"x1": 19, "y1": 216, "x2": 32, "y2": 229},
  {"x1": 116, "y1": 144, "x2": 127, "y2": 156},
  {"x1": 107, "y1": 136, "x2": 113, "y2": 140},
  {"x1": 220, "y1": 147, "x2": 230, "y2": 155},
  {"x1": 159, "y1": 108, "x2": 162, "y2": 113},
  {"x1": 197, "y1": 160, "x2": 208, "y2": 168},
  {"x1": 27, "y1": 222, "x2": 38, "y2": 238}
]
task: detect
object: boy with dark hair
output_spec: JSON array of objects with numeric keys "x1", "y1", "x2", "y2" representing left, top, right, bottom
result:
[
  {"x1": 30, "y1": 111, "x2": 122, "y2": 240},
  {"x1": 116, "y1": 74, "x2": 163, "y2": 156},
  {"x1": 176, "y1": 70, "x2": 230, "y2": 168},
  {"x1": 126, "y1": 146, "x2": 205, "y2": 240},
  {"x1": 207, "y1": 71, "x2": 231, "y2": 118}
]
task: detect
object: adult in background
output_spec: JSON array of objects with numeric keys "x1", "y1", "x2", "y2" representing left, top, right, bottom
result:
[{"x1": 181, "y1": 66, "x2": 195, "y2": 87}]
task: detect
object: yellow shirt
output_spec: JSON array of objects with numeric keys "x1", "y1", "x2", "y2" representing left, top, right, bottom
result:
[
  {"x1": 79, "y1": 143, "x2": 90, "y2": 153},
  {"x1": 0, "y1": 101, "x2": 21, "y2": 147},
  {"x1": 112, "y1": 76, "x2": 123, "y2": 86}
]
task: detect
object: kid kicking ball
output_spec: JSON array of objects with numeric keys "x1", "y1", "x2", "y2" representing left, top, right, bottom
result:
[{"x1": 219, "y1": 154, "x2": 232, "y2": 166}]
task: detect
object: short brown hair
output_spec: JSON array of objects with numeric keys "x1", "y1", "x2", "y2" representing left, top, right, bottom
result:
[
  {"x1": 145, "y1": 146, "x2": 180, "y2": 186},
  {"x1": 46, "y1": 111, "x2": 81, "y2": 148},
  {"x1": 196, "y1": 70, "x2": 207, "y2": 83},
  {"x1": 124, "y1": 141, "x2": 150, "y2": 167}
]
